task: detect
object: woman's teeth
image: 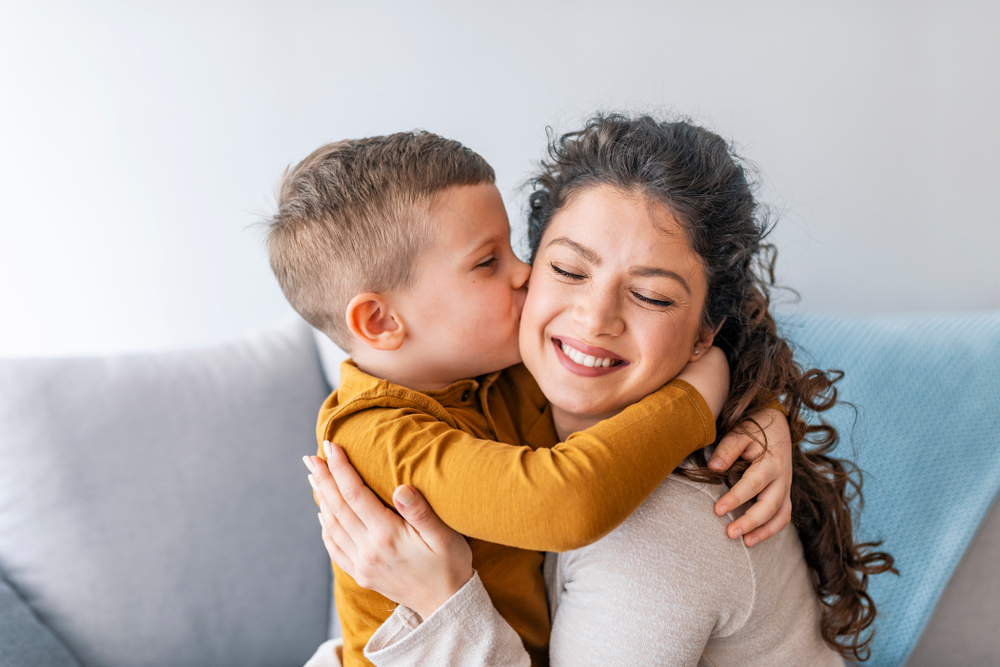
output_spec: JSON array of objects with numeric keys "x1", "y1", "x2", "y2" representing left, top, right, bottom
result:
[{"x1": 560, "y1": 341, "x2": 618, "y2": 368}]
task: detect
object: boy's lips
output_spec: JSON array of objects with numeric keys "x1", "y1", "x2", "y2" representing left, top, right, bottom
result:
[{"x1": 551, "y1": 337, "x2": 628, "y2": 377}]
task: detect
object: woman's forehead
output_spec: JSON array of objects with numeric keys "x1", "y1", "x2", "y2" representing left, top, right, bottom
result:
[
  {"x1": 546, "y1": 187, "x2": 691, "y2": 254},
  {"x1": 542, "y1": 184, "x2": 707, "y2": 290}
]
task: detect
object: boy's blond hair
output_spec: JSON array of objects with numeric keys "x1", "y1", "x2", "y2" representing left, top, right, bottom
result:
[{"x1": 266, "y1": 132, "x2": 495, "y2": 350}]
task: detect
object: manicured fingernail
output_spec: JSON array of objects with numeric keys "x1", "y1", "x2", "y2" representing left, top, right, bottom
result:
[
  {"x1": 317, "y1": 512, "x2": 324, "y2": 528},
  {"x1": 307, "y1": 474, "x2": 317, "y2": 491},
  {"x1": 323, "y1": 440, "x2": 331, "y2": 459},
  {"x1": 395, "y1": 486, "x2": 415, "y2": 507},
  {"x1": 303, "y1": 456, "x2": 316, "y2": 472}
]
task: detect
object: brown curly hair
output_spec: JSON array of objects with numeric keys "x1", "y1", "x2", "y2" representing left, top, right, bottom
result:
[{"x1": 526, "y1": 112, "x2": 897, "y2": 661}]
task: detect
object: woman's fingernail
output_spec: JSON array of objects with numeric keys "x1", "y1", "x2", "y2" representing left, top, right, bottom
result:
[
  {"x1": 307, "y1": 474, "x2": 318, "y2": 491},
  {"x1": 395, "y1": 486, "x2": 415, "y2": 507},
  {"x1": 317, "y1": 512, "x2": 324, "y2": 529},
  {"x1": 303, "y1": 456, "x2": 316, "y2": 472},
  {"x1": 323, "y1": 440, "x2": 331, "y2": 459}
]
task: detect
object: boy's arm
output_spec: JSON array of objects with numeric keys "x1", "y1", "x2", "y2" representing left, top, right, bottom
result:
[{"x1": 328, "y1": 375, "x2": 717, "y2": 553}]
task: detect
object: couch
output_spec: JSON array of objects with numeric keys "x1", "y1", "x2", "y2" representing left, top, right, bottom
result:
[{"x1": 1, "y1": 312, "x2": 998, "y2": 667}]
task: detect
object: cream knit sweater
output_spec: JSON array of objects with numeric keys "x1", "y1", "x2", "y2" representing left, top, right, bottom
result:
[{"x1": 361, "y1": 472, "x2": 846, "y2": 667}]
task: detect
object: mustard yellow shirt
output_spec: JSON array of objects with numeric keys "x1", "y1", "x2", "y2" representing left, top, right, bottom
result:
[{"x1": 317, "y1": 361, "x2": 715, "y2": 667}]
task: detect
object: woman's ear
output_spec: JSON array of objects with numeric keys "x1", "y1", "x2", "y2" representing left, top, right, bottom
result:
[
  {"x1": 346, "y1": 293, "x2": 406, "y2": 351},
  {"x1": 689, "y1": 318, "x2": 725, "y2": 362}
]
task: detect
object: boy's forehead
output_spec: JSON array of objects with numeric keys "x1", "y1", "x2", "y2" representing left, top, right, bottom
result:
[{"x1": 427, "y1": 183, "x2": 511, "y2": 250}]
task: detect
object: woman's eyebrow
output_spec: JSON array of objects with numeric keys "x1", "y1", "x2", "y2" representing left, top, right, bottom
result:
[
  {"x1": 546, "y1": 237, "x2": 600, "y2": 264},
  {"x1": 629, "y1": 266, "x2": 691, "y2": 295}
]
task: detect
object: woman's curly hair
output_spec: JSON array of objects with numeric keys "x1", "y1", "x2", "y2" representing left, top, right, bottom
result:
[{"x1": 526, "y1": 112, "x2": 897, "y2": 661}]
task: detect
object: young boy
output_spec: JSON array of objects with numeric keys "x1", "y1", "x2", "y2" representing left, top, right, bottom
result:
[{"x1": 267, "y1": 132, "x2": 783, "y2": 667}]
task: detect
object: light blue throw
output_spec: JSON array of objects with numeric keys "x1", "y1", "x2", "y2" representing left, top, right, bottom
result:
[{"x1": 785, "y1": 310, "x2": 1000, "y2": 667}]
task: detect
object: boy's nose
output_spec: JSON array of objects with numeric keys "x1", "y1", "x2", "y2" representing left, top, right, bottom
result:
[{"x1": 511, "y1": 257, "x2": 531, "y2": 289}]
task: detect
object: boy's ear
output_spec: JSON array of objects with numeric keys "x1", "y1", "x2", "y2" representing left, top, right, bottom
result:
[
  {"x1": 690, "y1": 318, "x2": 725, "y2": 362},
  {"x1": 346, "y1": 293, "x2": 406, "y2": 351}
]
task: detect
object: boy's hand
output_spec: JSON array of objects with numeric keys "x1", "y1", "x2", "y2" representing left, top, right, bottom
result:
[
  {"x1": 676, "y1": 346, "x2": 729, "y2": 419},
  {"x1": 709, "y1": 409, "x2": 793, "y2": 547}
]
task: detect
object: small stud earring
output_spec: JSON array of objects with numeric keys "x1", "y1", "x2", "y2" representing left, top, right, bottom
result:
[{"x1": 694, "y1": 349, "x2": 700, "y2": 355}]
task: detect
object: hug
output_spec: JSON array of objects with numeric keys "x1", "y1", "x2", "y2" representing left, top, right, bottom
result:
[{"x1": 273, "y1": 113, "x2": 894, "y2": 666}]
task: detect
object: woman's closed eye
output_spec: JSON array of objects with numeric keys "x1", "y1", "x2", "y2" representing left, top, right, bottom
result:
[
  {"x1": 632, "y1": 291, "x2": 674, "y2": 308},
  {"x1": 550, "y1": 262, "x2": 586, "y2": 280}
]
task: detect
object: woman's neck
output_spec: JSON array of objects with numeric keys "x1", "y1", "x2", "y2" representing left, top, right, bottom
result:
[{"x1": 551, "y1": 405, "x2": 617, "y2": 441}]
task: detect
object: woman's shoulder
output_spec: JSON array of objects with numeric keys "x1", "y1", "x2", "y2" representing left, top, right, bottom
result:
[
  {"x1": 550, "y1": 476, "x2": 757, "y2": 641},
  {"x1": 564, "y1": 477, "x2": 752, "y2": 582}
]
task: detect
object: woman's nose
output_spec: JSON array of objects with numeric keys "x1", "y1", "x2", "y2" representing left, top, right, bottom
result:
[{"x1": 572, "y1": 286, "x2": 624, "y2": 337}]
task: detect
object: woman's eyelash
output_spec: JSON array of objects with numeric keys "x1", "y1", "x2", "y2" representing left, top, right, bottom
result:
[
  {"x1": 551, "y1": 261, "x2": 672, "y2": 306},
  {"x1": 550, "y1": 262, "x2": 585, "y2": 280},
  {"x1": 633, "y1": 292, "x2": 674, "y2": 307}
]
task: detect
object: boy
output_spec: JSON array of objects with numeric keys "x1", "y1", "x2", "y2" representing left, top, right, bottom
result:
[{"x1": 267, "y1": 132, "x2": 780, "y2": 667}]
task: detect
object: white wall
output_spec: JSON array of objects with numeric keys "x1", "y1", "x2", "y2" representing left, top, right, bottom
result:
[{"x1": 2, "y1": 0, "x2": 997, "y2": 356}]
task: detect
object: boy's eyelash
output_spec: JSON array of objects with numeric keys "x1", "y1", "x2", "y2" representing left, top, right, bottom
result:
[
  {"x1": 476, "y1": 258, "x2": 498, "y2": 269},
  {"x1": 550, "y1": 262, "x2": 585, "y2": 280}
]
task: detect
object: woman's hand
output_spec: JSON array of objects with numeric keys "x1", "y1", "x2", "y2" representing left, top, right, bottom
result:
[
  {"x1": 707, "y1": 409, "x2": 793, "y2": 547},
  {"x1": 304, "y1": 441, "x2": 473, "y2": 620}
]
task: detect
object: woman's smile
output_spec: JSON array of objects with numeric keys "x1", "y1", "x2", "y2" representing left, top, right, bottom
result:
[{"x1": 552, "y1": 336, "x2": 628, "y2": 376}]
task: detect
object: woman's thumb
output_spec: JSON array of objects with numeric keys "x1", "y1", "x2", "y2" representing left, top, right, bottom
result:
[{"x1": 392, "y1": 485, "x2": 440, "y2": 535}]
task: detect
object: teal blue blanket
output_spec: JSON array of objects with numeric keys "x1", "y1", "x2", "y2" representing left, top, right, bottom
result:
[{"x1": 786, "y1": 311, "x2": 1000, "y2": 667}]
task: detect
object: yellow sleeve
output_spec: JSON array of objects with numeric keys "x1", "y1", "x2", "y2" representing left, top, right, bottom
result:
[{"x1": 325, "y1": 379, "x2": 715, "y2": 553}]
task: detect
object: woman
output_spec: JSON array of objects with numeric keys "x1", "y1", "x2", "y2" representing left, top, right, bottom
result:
[{"x1": 312, "y1": 114, "x2": 896, "y2": 665}]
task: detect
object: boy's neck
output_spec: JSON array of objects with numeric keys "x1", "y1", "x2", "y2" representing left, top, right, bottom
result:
[{"x1": 352, "y1": 356, "x2": 458, "y2": 393}]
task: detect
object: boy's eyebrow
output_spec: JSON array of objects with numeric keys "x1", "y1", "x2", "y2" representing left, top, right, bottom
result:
[
  {"x1": 546, "y1": 237, "x2": 600, "y2": 265},
  {"x1": 630, "y1": 266, "x2": 691, "y2": 295},
  {"x1": 468, "y1": 235, "x2": 500, "y2": 255}
]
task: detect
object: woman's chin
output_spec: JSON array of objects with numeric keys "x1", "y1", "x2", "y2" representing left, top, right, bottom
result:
[{"x1": 545, "y1": 391, "x2": 624, "y2": 423}]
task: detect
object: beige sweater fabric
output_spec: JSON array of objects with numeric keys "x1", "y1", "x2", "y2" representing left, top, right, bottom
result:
[{"x1": 363, "y1": 471, "x2": 846, "y2": 667}]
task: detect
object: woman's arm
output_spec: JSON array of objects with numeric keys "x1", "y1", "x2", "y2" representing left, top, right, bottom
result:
[
  {"x1": 308, "y1": 447, "x2": 529, "y2": 667},
  {"x1": 308, "y1": 443, "x2": 473, "y2": 620}
]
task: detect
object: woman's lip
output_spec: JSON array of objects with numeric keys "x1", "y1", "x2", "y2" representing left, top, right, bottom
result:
[
  {"x1": 551, "y1": 338, "x2": 629, "y2": 377},
  {"x1": 552, "y1": 337, "x2": 626, "y2": 362}
]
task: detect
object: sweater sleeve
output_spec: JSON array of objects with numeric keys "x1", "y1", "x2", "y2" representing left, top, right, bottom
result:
[
  {"x1": 328, "y1": 379, "x2": 716, "y2": 552},
  {"x1": 364, "y1": 571, "x2": 530, "y2": 667}
]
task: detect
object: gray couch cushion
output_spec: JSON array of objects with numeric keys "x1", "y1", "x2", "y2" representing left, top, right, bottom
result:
[
  {"x1": 0, "y1": 575, "x2": 80, "y2": 667},
  {"x1": 0, "y1": 319, "x2": 333, "y2": 667}
]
